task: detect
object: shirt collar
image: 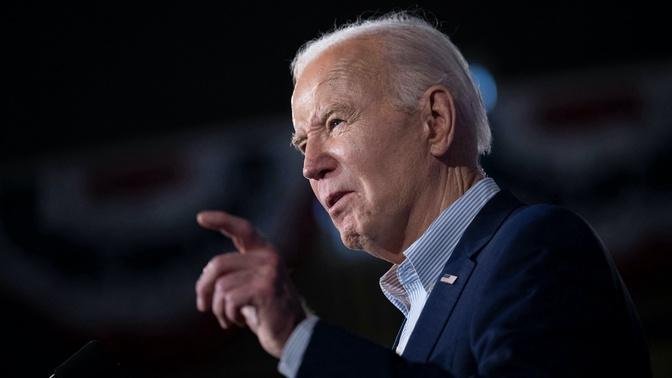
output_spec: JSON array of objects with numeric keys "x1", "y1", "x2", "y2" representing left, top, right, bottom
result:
[{"x1": 380, "y1": 177, "x2": 500, "y2": 307}]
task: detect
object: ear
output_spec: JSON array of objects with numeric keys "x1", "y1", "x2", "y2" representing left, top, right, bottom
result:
[{"x1": 420, "y1": 85, "x2": 456, "y2": 157}]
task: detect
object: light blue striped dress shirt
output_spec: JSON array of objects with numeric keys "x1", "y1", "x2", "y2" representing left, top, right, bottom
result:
[{"x1": 278, "y1": 178, "x2": 500, "y2": 377}]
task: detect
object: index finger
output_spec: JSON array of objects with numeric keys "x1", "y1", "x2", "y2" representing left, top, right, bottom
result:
[{"x1": 196, "y1": 210, "x2": 270, "y2": 253}]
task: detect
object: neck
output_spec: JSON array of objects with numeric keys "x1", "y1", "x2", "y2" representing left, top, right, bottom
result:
[{"x1": 387, "y1": 165, "x2": 484, "y2": 264}]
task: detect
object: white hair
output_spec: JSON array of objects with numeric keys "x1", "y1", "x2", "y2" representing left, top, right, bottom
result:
[{"x1": 291, "y1": 12, "x2": 492, "y2": 155}]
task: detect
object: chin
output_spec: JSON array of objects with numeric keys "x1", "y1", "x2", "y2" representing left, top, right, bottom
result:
[
  {"x1": 339, "y1": 229, "x2": 365, "y2": 250},
  {"x1": 337, "y1": 220, "x2": 367, "y2": 251}
]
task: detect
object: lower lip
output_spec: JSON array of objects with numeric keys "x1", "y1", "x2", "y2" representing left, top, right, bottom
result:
[{"x1": 328, "y1": 192, "x2": 354, "y2": 213}]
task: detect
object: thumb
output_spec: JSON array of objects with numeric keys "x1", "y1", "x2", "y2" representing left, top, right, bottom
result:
[{"x1": 241, "y1": 305, "x2": 259, "y2": 331}]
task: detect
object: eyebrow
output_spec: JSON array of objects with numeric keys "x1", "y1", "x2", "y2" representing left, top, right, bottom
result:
[{"x1": 290, "y1": 132, "x2": 305, "y2": 152}]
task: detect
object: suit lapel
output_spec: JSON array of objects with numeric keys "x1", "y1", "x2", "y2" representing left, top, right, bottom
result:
[
  {"x1": 401, "y1": 190, "x2": 523, "y2": 362},
  {"x1": 402, "y1": 256, "x2": 475, "y2": 362}
]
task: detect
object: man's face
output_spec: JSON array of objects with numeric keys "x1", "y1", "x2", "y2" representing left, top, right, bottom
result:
[{"x1": 290, "y1": 39, "x2": 432, "y2": 259}]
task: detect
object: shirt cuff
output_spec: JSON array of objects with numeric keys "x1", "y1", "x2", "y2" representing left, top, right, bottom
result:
[{"x1": 277, "y1": 315, "x2": 319, "y2": 378}]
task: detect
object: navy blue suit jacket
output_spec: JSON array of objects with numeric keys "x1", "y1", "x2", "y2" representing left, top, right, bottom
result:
[{"x1": 296, "y1": 190, "x2": 651, "y2": 377}]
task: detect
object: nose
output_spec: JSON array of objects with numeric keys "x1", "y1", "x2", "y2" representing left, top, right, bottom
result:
[{"x1": 302, "y1": 138, "x2": 336, "y2": 180}]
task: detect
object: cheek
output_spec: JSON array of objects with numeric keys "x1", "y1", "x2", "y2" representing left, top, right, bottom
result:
[
  {"x1": 361, "y1": 148, "x2": 425, "y2": 207},
  {"x1": 339, "y1": 116, "x2": 422, "y2": 200},
  {"x1": 353, "y1": 159, "x2": 404, "y2": 210}
]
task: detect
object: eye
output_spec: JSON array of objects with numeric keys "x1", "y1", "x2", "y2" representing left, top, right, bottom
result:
[{"x1": 327, "y1": 118, "x2": 345, "y2": 130}]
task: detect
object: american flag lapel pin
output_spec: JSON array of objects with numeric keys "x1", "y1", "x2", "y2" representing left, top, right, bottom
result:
[{"x1": 440, "y1": 274, "x2": 458, "y2": 285}]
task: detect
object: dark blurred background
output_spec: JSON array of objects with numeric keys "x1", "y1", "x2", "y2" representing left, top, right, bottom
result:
[{"x1": 4, "y1": 2, "x2": 671, "y2": 377}]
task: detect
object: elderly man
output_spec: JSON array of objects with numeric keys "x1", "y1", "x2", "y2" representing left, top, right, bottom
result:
[{"x1": 195, "y1": 13, "x2": 651, "y2": 377}]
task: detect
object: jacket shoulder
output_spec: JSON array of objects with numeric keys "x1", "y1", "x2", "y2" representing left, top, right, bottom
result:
[{"x1": 499, "y1": 203, "x2": 602, "y2": 246}]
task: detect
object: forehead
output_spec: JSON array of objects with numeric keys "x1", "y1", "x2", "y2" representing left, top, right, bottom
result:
[
  {"x1": 292, "y1": 39, "x2": 387, "y2": 110},
  {"x1": 292, "y1": 63, "x2": 363, "y2": 109}
]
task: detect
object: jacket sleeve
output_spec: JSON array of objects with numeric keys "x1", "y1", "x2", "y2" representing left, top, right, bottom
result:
[{"x1": 297, "y1": 320, "x2": 455, "y2": 378}]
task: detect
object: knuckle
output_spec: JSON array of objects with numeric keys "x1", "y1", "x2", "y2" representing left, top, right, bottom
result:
[
  {"x1": 210, "y1": 254, "x2": 223, "y2": 265},
  {"x1": 196, "y1": 278, "x2": 210, "y2": 295},
  {"x1": 260, "y1": 260, "x2": 279, "y2": 278},
  {"x1": 223, "y1": 291, "x2": 234, "y2": 303},
  {"x1": 213, "y1": 252, "x2": 236, "y2": 265},
  {"x1": 206, "y1": 255, "x2": 224, "y2": 270},
  {"x1": 239, "y1": 220, "x2": 255, "y2": 238},
  {"x1": 215, "y1": 278, "x2": 228, "y2": 292},
  {"x1": 257, "y1": 251, "x2": 279, "y2": 271}
]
